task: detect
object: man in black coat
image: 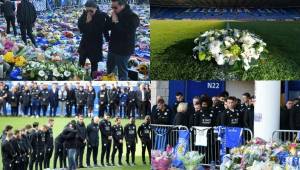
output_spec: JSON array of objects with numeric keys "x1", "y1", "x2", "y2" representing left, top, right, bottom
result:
[
  {"x1": 124, "y1": 117, "x2": 138, "y2": 166},
  {"x1": 16, "y1": 0, "x2": 37, "y2": 47},
  {"x1": 76, "y1": 115, "x2": 87, "y2": 168},
  {"x1": 8, "y1": 86, "x2": 20, "y2": 116},
  {"x1": 86, "y1": 116, "x2": 100, "y2": 167},
  {"x1": 107, "y1": 0, "x2": 140, "y2": 80},
  {"x1": 62, "y1": 121, "x2": 78, "y2": 170},
  {"x1": 1, "y1": 0, "x2": 17, "y2": 35},
  {"x1": 44, "y1": 119, "x2": 54, "y2": 169},
  {"x1": 99, "y1": 113, "x2": 113, "y2": 166},
  {"x1": 78, "y1": 0, "x2": 109, "y2": 78},
  {"x1": 98, "y1": 84, "x2": 108, "y2": 117},
  {"x1": 1, "y1": 132, "x2": 17, "y2": 170}
]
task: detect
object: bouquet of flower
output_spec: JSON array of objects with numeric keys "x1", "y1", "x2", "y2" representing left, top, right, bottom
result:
[
  {"x1": 151, "y1": 146, "x2": 174, "y2": 170},
  {"x1": 192, "y1": 29, "x2": 268, "y2": 71},
  {"x1": 179, "y1": 151, "x2": 204, "y2": 170},
  {"x1": 22, "y1": 61, "x2": 86, "y2": 80}
]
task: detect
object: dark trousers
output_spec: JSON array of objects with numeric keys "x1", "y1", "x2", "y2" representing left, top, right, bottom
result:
[
  {"x1": 44, "y1": 146, "x2": 53, "y2": 168},
  {"x1": 111, "y1": 141, "x2": 123, "y2": 164},
  {"x1": 5, "y1": 15, "x2": 17, "y2": 35},
  {"x1": 23, "y1": 105, "x2": 30, "y2": 116},
  {"x1": 107, "y1": 52, "x2": 130, "y2": 80},
  {"x1": 29, "y1": 150, "x2": 37, "y2": 170},
  {"x1": 11, "y1": 106, "x2": 18, "y2": 116},
  {"x1": 31, "y1": 100, "x2": 40, "y2": 116},
  {"x1": 53, "y1": 144, "x2": 65, "y2": 169},
  {"x1": 98, "y1": 103, "x2": 107, "y2": 117},
  {"x1": 66, "y1": 102, "x2": 75, "y2": 117},
  {"x1": 79, "y1": 56, "x2": 98, "y2": 78},
  {"x1": 101, "y1": 140, "x2": 111, "y2": 165},
  {"x1": 127, "y1": 103, "x2": 136, "y2": 118},
  {"x1": 126, "y1": 142, "x2": 136, "y2": 163},
  {"x1": 108, "y1": 103, "x2": 116, "y2": 117},
  {"x1": 50, "y1": 104, "x2": 58, "y2": 117},
  {"x1": 86, "y1": 145, "x2": 98, "y2": 166},
  {"x1": 4, "y1": 161, "x2": 13, "y2": 170},
  {"x1": 141, "y1": 140, "x2": 151, "y2": 163},
  {"x1": 19, "y1": 23, "x2": 36, "y2": 46},
  {"x1": 76, "y1": 145, "x2": 85, "y2": 167},
  {"x1": 0, "y1": 102, "x2": 7, "y2": 116},
  {"x1": 77, "y1": 104, "x2": 84, "y2": 116},
  {"x1": 37, "y1": 149, "x2": 45, "y2": 170},
  {"x1": 41, "y1": 105, "x2": 48, "y2": 116}
]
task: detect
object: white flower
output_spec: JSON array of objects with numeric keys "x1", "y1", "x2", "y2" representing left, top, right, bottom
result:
[
  {"x1": 64, "y1": 71, "x2": 71, "y2": 77},
  {"x1": 240, "y1": 34, "x2": 256, "y2": 46},
  {"x1": 208, "y1": 37, "x2": 215, "y2": 42},
  {"x1": 257, "y1": 46, "x2": 264, "y2": 53},
  {"x1": 209, "y1": 40, "x2": 222, "y2": 55},
  {"x1": 194, "y1": 38, "x2": 199, "y2": 44},
  {"x1": 244, "y1": 63, "x2": 251, "y2": 71},
  {"x1": 38, "y1": 70, "x2": 46, "y2": 77},
  {"x1": 215, "y1": 54, "x2": 225, "y2": 65},
  {"x1": 53, "y1": 69, "x2": 60, "y2": 77},
  {"x1": 233, "y1": 29, "x2": 240, "y2": 38},
  {"x1": 224, "y1": 41, "x2": 231, "y2": 48}
]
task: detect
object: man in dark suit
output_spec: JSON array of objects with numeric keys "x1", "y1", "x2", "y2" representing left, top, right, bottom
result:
[
  {"x1": 49, "y1": 83, "x2": 59, "y2": 117},
  {"x1": 136, "y1": 84, "x2": 150, "y2": 119}
]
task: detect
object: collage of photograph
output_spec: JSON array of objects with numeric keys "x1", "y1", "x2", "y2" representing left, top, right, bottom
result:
[{"x1": 0, "y1": 0, "x2": 300, "y2": 170}]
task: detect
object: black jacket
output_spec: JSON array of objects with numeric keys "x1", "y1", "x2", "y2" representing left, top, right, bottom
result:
[
  {"x1": 1, "y1": 1, "x2": 15, "y2": 17},
  {"x1": 16, "y1": 0, "x2": 36, "y2": 26},
  {"x1": 86, "y1": 90, "x2": 96, "y2": 106},
  {"x1": 78, "y1": 9, "x2": 109, "y2": 62},
  {"x1": 99, "y1": 119, "x2": 112, "y2": 142},
  {"x1": 76, "y1": 122, "x2": 87, "y2": 146},
  {"x1": 8, "y1": 91, "x2": 19, "y2": 107},
  {"x1": 62, "y1": 127, "x2": 77, "y2": 149},
  {"x1": 221, "y1": 109, "x2": 243, "y2": 127},
  {"x1": 112, "y1": 124, "x2": 123, "y2": 143},
  {"x1": 174, "y1": 112, "x2": 189, "y2": 127},
  {"x1": 290, "y1": 104, "x2": 300, "y2": 130},
  {"x1": 45, "y1": 127, "x2": 54, "y2": 147},
  {"x1": 1, "y1": 139, "x2": 17, "y2": 164},
  {"x1": 86, "y1": 123, "x2": 99, "y2": 147},
  {"x1": 138, "y1": 122, "x2": 151, "y2": 142},
  {"x1": 108, "y1": 4, "x2": 140, "y2": 56},
  {"x1": 124, "y1": 123, "x2": 137, "y2": 143}
]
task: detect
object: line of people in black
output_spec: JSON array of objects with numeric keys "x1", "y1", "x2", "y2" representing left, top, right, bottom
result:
[
  {"x1": 151, "y1": 91, "x2": 255, "y2": 132},
  {"x1": 1, "y1": 114, "x2": 152, "y2": 170},
  {"x1": 280, "y1": 98, "x2": 300, "y2": 130},
  {"x1": 0, "y1": 82, "x2": 151, "y2": 119}
]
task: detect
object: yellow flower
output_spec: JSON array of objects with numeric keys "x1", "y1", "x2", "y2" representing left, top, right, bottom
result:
[
  {"x1": 15, "y1": 56, "x2": 27, "y2": 67},
  {"x1": 3, "y1": 52, "x2": 15, "y2": 63},
  {"x1": 102, "y1": 74, "x2": 117, "y2": 81}
]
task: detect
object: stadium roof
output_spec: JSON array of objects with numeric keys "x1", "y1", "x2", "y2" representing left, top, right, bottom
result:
[{"x1": 151, "y1": 0, "x2": 300, "y2": 8}]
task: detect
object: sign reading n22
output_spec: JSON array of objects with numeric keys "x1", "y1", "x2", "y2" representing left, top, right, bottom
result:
[{"x1": 207, "y1": 82, "x2": 220, "y2": 89}]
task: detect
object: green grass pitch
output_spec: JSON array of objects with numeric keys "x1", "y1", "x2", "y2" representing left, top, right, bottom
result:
[
  {"x1": 150, "y1": 20, "x2": 300, "y2": 80},
  {"x1": 0, "y1": 117, "x2": 151, "y2": 170}
]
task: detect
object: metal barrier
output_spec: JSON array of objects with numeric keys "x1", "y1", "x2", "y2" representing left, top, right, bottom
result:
[
  {"x1": 272, "y1": 130, "x2": 300, "y2": 143},
  {"x1": 150, "y1": 124, "x2": 189, "y2": 150},
  {"x1": 190, "y1": 126, "x2": 253, "y2": 166}
]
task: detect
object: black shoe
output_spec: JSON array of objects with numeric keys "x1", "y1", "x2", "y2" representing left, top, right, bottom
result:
[
  {"x1": 106, "y1": 163, "x2": 112, "y2": 166},
  {"x1": 118, "y1": 162, "x2": 123, "y2": 166},
  {"x1": 143, "y1": 161, "x2": 146, "y2": 165},
  {"x1": 101, "y1": 163, "x2": 105, "y2": 167}
]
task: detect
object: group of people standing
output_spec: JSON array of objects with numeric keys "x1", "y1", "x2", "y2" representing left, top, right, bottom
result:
[
  {"x1": 1, "y1": 0, "x2": 141, "y2": 80},
  {"x1": 151, "y1": 91, "x2": 255, "y2": 132},
  {"x1": 0, "y1": 82, "x2": 151, "y2": 119},
  {"x1": 1, "y1": 115, "x2": 152, "y2": 169}
]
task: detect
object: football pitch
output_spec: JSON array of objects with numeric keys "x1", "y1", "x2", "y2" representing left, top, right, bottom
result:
[
  {"x1": 0, "y1": 117, "x2": 150, "y2": 170},
  {"x1": 150, "y1": 20, "x2": 300, "y2": 80}
]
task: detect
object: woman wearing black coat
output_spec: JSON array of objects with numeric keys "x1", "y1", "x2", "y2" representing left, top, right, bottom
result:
[
  {"x1": 78, "y1": 0, "x2": 109, "y2": 78},
  {"x1": 174, "y1": 102, "x2": 189, "y2": 127}
]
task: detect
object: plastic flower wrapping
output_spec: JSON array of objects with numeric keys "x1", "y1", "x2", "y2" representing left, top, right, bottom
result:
[
  {"x1": 178, "y1": 151, "x2": 205, "y2": 170},
  {"x1": 151, "y1": 145, "x2": 174, "y2": 170},
  {"x1": 0, "y1": 4, "x2": 150, "y2": 80},
  {"x1": 220, "y1": 137, "x2": 300, "y2": 170},
  {"x1": 192, "y1": 29, "x2": 268, "y2": 71}
]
